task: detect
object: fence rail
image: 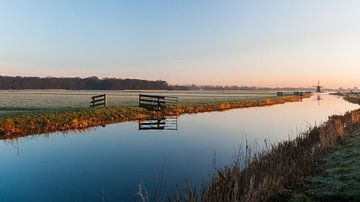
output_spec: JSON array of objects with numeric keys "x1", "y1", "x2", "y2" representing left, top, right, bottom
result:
[
  {"x1": 139, "y1": 94, "x2": 178, "y2": 110},
  {"x1": 277, "y1": 91, "x2": 307, "y2": 96},
  {"x1": 90, "y1": 94, "x2": 107, "y2": 108}
]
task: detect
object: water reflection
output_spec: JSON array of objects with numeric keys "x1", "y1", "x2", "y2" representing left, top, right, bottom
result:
[
  {"x1": 139, "y1": 116, "x2": 178, "y2": 131},
  {"x1": 314, "y1": 94, "x2": 323, "y2": 105},
  {"x1": 0, "y1": 94, "x2": 358, "y2": 202}
]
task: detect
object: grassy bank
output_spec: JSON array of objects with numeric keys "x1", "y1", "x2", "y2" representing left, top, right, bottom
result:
[
  {"x1": 0, "y1": 94, "x2": 310, "y2": 138},
  {"x1": 304, "y1": 126, "x2": 360, "y2": 201},
  {"x1": 171, "y1": 108, "x2": 360, "y2": 202},
  {"x1": 332, "y1": 92, "x2": 360, "y2": 104},
  {"x1": 344, "y1": 94, "x2": 360, "y2": 104}
]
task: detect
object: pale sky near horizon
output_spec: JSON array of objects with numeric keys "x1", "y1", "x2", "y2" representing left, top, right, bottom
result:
[{"x1": 0, "y1": 0, "x2": 359, "y2": 88}]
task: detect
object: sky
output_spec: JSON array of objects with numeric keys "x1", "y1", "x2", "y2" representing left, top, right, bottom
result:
[{"x1": 0, "y1": 0, "x2": 359, "y2": 88}]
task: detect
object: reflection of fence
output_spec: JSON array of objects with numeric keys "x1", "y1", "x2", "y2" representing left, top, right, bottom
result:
[
  {"x1": 139, "y1": 94, "x2": 178, "y2": 110},
  {"x1": 90, "y1": 94, "x2": 107, "y2": 108},
  {"x1": 138, "y1": 116, "x2": 178, "y2": 130}
]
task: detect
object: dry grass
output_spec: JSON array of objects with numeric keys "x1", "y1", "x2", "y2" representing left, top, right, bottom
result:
[
  {"x1": 169, "y1": 94, "x2": 310, "y2": 115},
  {"x1": 172, "y1": 109, "x2": 360, "y2": 202}
]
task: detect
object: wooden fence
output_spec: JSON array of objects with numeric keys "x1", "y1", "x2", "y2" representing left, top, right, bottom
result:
[
  {"x1": 90, "y1": 94, "x2": 107, "y2": 108},
  {"x1": 139, "y1": 94, "x2": 178, "y2": 110},
  {"x1": 277, "y1": 91, "x2": 307, "y2": 96}
]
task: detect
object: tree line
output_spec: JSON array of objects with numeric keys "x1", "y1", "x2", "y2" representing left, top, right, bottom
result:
[
  {"x1": 0, "y1": 76, "x2": 315, "y2": 91},
  {"x1": 0, "y1": 76, "x2": 168, "y2": 90}
]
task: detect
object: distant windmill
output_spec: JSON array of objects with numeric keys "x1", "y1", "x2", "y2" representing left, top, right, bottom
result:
[{"x1": 313, "y1": 80, "x2": 323, "y2": 93}]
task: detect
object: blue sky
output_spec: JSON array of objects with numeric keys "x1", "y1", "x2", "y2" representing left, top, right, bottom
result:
[{"x1": 0, "y1": 0, "x2": 359, "y2": 88}]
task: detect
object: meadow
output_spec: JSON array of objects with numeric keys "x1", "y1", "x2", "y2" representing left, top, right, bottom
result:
[{"x1": 0, "y1": 90, "x2": 277, "y2": 115}]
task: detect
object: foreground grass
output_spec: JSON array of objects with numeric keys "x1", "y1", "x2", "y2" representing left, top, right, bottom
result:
[
  {"x1": 304, "y1": 127, "x2": 360, "y2": 201},
  {"x1": 0, "y1": 94, "x2": 310, "y2": 138},
  {"x1": 170, "y1": 108, "x2": 360, "y2": 202}
]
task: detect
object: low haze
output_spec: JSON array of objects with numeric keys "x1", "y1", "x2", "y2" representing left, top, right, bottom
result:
[{"x1": 0, "y1": 0, "x2": 359, "y2": 88}]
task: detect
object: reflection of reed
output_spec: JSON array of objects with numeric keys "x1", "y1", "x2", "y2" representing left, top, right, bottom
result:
[
  {"x1": 138, "y1": 116, "x2": 178, "y2": 131},
  {"x1": 0, "y1": 126, "x2": 101, "y2": 155},
  {"x1": 0, "y1": 125, "x2": 99, "y2": 141}
]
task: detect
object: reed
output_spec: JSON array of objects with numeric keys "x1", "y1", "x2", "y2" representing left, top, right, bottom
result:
[
  {"x1": 172, "y1": 109, "x2": 360, "y2": 202},
  {"x1": 169, "y1": 94, "x2": 311, "y2": 115}
]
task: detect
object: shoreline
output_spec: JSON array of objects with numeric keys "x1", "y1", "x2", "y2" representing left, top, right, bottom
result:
[
  {"x1": 173, "y1": 107, "x2": 360, "y2": 201},
  {"x1": 344, "y1": 94, "x2": 360, "y2": 104},
  {"x1": 0, "y1": 94, "x2": 310, "y2": 138},
  {"x1": 331, "y1": 92, "x2": 360, "y2": 104}
]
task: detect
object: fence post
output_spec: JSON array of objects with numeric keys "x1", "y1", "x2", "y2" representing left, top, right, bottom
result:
[
  {"x1": 157, "y1": 97, "x2": 160, "y2": 110},
  {"x1": 104, "y1": 94, "x2": 107, "y2": 107}
]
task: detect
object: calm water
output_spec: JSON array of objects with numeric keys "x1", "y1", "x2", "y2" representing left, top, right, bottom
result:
[{"x1": 0, "y1": 94, "x2": 358, "y2": 201}]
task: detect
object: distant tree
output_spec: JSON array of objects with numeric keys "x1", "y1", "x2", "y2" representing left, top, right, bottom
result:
[
  {"x1": 0, "y1": 75, "x2": 311, "y2": 91},
  {"x1": 0, "y1": 76, "x2": 169, "y2": 90}
]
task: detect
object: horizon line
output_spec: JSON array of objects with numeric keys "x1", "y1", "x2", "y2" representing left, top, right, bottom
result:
[{"x1": 0, "y1": 74, "x2": 354, "y2": 90}]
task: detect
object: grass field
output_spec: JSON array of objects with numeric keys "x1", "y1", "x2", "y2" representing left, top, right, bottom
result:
[{"x1": 0, "y1": 90, "x2": 277, "y2": 115}]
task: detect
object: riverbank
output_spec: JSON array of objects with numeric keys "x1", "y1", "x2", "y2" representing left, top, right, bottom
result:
[
  {"x1": 344, "y1": 94, "x2": 360, "y2": 104},
  {"x1": 300, "y1": 91, "x2": 360, "y2": 201},
  {"x1": 0, "y1": 94, "x2": 310, "y2": 138},
  {"x1": 304, "y1": 126, "x2": 360, "y2": 201},
  {"x1": 173, "y1": 108, "x2": 360, "y2": 202},
  {"x1": 332, "y1": 92, "x2": 360, "y2": 104}
]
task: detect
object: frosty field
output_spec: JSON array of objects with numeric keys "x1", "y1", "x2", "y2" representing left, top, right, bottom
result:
[{"x1": 0, "y1": 90, "x2": 277, "y2": 115}]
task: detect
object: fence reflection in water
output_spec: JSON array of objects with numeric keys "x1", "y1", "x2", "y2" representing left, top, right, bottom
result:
[{"x1": 138, "y1": 116, "x2": 178, "y2": 131}]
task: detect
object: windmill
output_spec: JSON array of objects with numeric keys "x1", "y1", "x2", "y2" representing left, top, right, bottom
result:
[{"x1": 313, "y1": 80, "x2": 323, "y2": 93}]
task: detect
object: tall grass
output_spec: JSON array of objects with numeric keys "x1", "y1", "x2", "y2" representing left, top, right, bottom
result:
[
  {"x1": 172, "y1": 109, "x2": 360, "y2": 202},
  {"x1": 170, "y1": 94, "x2": 311, "y2": 115}
]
